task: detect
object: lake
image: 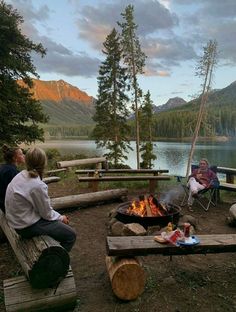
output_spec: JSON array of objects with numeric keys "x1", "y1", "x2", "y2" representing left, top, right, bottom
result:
[{"x1": 30, "y1": 140, "x2": 236, "y2": 176}]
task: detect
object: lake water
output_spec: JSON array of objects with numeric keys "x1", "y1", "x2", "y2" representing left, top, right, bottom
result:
[{"x1": 30, "y1": 139, "x2": 236, "y2": 176}]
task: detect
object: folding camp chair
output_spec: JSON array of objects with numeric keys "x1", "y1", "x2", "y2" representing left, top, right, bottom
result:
[{"x1": 179, "y1": 164, "x2": 219, "y2": 212}]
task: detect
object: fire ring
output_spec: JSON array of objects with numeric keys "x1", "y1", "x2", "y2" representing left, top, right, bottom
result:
[{"x1": 116, "y1": 196, "x2": 181, "y2": 228}]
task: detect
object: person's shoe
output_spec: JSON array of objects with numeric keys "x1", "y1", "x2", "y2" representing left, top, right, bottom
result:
[{"x1": 192, "y1": 192, "x2": 199, "y2": 199}]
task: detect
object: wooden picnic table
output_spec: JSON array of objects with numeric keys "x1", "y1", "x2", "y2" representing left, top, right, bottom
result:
[{"x1": 106, "y1": 234, "x2": 236, "y2": 257}]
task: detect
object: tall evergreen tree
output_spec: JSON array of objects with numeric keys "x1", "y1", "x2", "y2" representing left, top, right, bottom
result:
[
  {"x1": 118, "y1": 4, "x2": 146, "y2": 169},
  {"x1": 139, "y1": 90, "x2": 156, "y2": 169},
  {"x1": 0, "y1": 0, "x2": 48, "y2": 145},
  {"x1": 92, "y1": 28, "x2": 131, "y2": 167}
]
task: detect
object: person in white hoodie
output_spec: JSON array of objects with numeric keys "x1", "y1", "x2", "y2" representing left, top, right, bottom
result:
[{"x1": 5, "y1": 147, "x2": 76, "y2": 252}]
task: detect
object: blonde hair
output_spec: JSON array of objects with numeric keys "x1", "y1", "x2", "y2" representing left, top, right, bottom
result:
[{"x1": 25, "y1": 147, "x2": 47, "y2": 179}]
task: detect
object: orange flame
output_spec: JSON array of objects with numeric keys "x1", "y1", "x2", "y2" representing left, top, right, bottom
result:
[{"x1": 127, "y1": 195, "x2": 167, "y2": 217}]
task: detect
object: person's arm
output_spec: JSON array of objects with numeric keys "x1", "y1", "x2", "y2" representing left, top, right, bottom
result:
[{"x1": 30, "y1": 183, "x2": 67, "y2": 222}]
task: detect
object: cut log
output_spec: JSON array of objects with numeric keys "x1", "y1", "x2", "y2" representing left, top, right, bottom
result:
[
  {"x1": 45, "y1": 168, "x2": 67, "y2": 176},
  {"x1": 43, "y1": 176, "x2": 61, "y2": 184},
  {"x1": 51, "y1": 188, "x2": 128, "y2": 210},
  {"x1": 57, "y1": 157, "x2": 107, "y2": 169},
  {"x1": 4, "y1": 269, "x2": 76, "y2": 312},
  {"x1": 0, "y1": 211, "x2": 70, "y2": 288},
  {"x1": 105, "y1": 256, "x2": 146, "y2": 301}
]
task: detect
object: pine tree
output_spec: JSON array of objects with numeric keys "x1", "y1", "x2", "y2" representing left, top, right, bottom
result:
[
  {"x1": 0, "y1": 1, "x2": 48, "y2": 145},
  {"x1": 92, "y1": 28, "x2": 131, "y2": 167},
  {"x1": 118, "y1": 4, "x2": 146, "y2": 169},
  {"x1": 139, "y1": 91, "x2": 156, "y2": 169}
]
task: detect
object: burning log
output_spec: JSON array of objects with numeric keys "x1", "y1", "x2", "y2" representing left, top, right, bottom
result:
[
  {"x1": 105, "y1": 256, "x2": 146, "y2": 301},
  {"x1": 127, "y1": 195, "x2": 169, "y2": 217}
]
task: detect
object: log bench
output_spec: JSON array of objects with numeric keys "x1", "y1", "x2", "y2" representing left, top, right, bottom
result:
[
  {"x1": 106, "y1": 234, "x2": 236, "y2": 300},
  {"x1": 0, "y1": 211, "x2": 70, "y2": 289},
  {"x1": 78, "y1": 175, "x2": 171, "y2": 193},
  {"x1": 57, "y1": 157, "x2": 108, "y2": 170},
  {"x1": 4, "y1": 268, "x2": 76, "y2": 312},
  {"x1": 75, "y1": 168, "x2": 169, "y2": 175},
  {"x1": 217, "y1": 166, "x2": 236, "y2": 192},
  {"x1": 43, "y1": 176, "x2": 61, "y2": 184}
]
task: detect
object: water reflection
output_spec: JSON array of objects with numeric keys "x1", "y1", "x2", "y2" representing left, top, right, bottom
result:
[{"x1": 30, "y1": 140, "x2": 236, "y2": 176}]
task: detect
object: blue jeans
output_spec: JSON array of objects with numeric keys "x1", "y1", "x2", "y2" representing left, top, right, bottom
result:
[{"x1": 16, "y1": 218, "x2": 76, "y2": 252}]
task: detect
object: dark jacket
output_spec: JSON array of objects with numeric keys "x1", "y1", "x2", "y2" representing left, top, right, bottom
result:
[{"x1": 0, "y1": 164, "x2": 19, "y2": 212}]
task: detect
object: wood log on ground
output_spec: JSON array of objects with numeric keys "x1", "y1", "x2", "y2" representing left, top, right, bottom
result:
[
  {"x1": 57, "y1": 157, "x2": 107, "y2": 169},
  {"x1": 51, "y1": 188, "x2": 128, "y2": 210},
  {"x1": 0, "y1": 211, "x2": 70, "y2": 288},
  {"x1": 45, "y1": 168, "x2": 67, "y2": 176},
  {"x1": 43, "y1": 176, "x2": 61, "y2": 184},
  {"x1": 105, "y1": 256, "x2": 146, "y2": 301},
  {"x1": 4, "y1": 269, "x2": 76, "y2": 312}
]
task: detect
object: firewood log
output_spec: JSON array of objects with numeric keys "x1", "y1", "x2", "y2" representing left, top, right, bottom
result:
[{"x1": 105, "y1": 256, "x2": 146, "y2": 301}]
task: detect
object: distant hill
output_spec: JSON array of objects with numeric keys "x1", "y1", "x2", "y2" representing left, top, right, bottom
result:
[
  {"x1": 153, "y1": 97, "x2": 187, "y2": 113},
  {"x1": 18, "y1": 79, "x2": 96, "y2": 125},
  {"x1": 152, "y1": 80, "x2": 236, "y2": 138}
]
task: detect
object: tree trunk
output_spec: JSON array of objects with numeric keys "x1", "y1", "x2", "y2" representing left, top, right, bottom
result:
[
  {"x1": 51, "y1": 188, "x2": 128, "y2": 210},
  {"x1": 0, "y1": 211, "x2": 70, "y2": 289},
  {"x1": 105, "y1": 256, "x2": 146, "y2": 300}
]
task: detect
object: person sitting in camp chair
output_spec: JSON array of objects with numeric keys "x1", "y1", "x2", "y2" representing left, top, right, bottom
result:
[{"x1": 187, "y1": 158, "x2": 219, "y2": 211}]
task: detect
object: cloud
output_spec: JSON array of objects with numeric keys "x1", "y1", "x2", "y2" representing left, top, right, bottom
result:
[
  {"x1": 6, "y1": 0, "x2": 101, "y2": 77},
  {"x1": 76, "y1": 0, "x2": 178, "y2": 50},
  {"x1": 8, "y1": 0, "x2": 50, "y2": 21},
  {"x1": 33, "y1": 49, "x2": 100, "y2": 78}
]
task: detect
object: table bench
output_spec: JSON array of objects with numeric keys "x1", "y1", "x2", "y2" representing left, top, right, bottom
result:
[
  {"x1": 78, "y1": 175, "x2": 170, "y2": 193},
  {"x1": 75, "y1": 169, "x2": 169, "y2": 175},
  {"x1": 106, "y1": 234, "x2": 236, "y2": 257},
  {"x1": 106, "y1": 234, "x2": 236, "y2": 301},
  {"x1": 217, "y1": 166, "x2": 236, "y2": 192}
]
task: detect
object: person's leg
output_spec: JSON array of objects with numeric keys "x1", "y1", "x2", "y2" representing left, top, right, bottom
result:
[
  {"x1": 16, "y1": 219, "x2": 76, "y2": 252},
  {"x1": 187, "y1": 177, "x2": 205, "y2": 208}
]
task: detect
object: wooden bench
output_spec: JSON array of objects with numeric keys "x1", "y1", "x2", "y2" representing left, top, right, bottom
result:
[
  {"x1": 75, "y1": 168, "x2": 169, "y2": 175},
  {"x1": 78, "y1": 175, "x2": 171, "y2": 193},
  {"x1": 43, "y1": 176, "x2": 61, "y2": 184},
  {"x1": 4, "y1": 268, "x2": 76, "y2": 312},
  {"x1": 57, "y1": 157, "x2": 108, "y2": 170},
  {"x1": 0, "y1": 211, "x2": 70, "y2": 289},
  {"x1": 106, "y1": 234, "x2": 236, "y2": 257},
  {"x1": 217, "y1": 166, "x2": 236, "y2": 192},
  {"x1": 105, "y1": 234, "x2": 236, "y2": 300}
]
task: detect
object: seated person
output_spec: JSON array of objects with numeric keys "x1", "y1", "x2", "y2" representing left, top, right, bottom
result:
[
  {"x1": 5, "y1": 147, "x2": 76, "y2": 252},
  {"x1": 187, "y1": 158, "x2": 219, "y2": 210},
  {"x1": 0, "y1": 145, "x2": 25, "y2": 212}
]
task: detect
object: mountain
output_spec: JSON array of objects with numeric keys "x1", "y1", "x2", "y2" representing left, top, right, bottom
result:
[
  {"x1": 153, "y1": 97, "x2": 187, "y2": 113},
  {"x1": 19, "y1": 79, "x2": 96, "y2": 125}
]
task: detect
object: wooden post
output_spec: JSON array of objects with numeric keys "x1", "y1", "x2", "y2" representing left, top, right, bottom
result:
[
  {"x1": 149, "y1": 179, "x2": 157, "y2": 194},
  {"x1": 105, "y1": 256, "x2": 146, "y2": 301}
]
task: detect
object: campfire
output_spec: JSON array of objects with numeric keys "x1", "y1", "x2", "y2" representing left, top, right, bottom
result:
[
  {"x1": 127, "y1": 194, "x2": 169, "y2": 217},
  {"x1": 116, "y1": 194, "x2": 181, "y2": 228}
]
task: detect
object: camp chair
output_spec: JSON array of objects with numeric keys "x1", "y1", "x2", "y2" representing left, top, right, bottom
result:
[{"x1": 179, "y1": 164, "x2": 219, "y2": 212}]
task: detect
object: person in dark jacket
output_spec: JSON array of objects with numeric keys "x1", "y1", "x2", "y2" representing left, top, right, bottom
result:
[{"x1": 0, "y1": 145, "x2": 25, "y2": 212}]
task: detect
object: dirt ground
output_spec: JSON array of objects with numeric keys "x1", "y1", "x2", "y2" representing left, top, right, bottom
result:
[{"x1": 1, "y1": 179, "x2": 236, "y2": 312}]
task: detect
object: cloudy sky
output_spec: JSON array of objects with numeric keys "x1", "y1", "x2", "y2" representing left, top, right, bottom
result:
[{"x1": 6, "y1": 0, "x2": 236, "y2": 105}]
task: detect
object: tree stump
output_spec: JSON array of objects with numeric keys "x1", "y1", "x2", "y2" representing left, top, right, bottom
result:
[
  {"x1": 0, "y1": 211, "x2": 70, "y2": 288},
  {"x1": 105, "y1": 256, "x2": 146, "y2": 301}
]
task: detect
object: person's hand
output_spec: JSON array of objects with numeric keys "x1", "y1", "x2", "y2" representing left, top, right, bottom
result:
[{"x1": 61, "y1": 215, "x2": 69, "y2": 224}]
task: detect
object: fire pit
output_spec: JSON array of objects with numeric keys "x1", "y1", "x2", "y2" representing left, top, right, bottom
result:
[{"x1": 116, "y1": 195, "x2": 181, "y2": 228}]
